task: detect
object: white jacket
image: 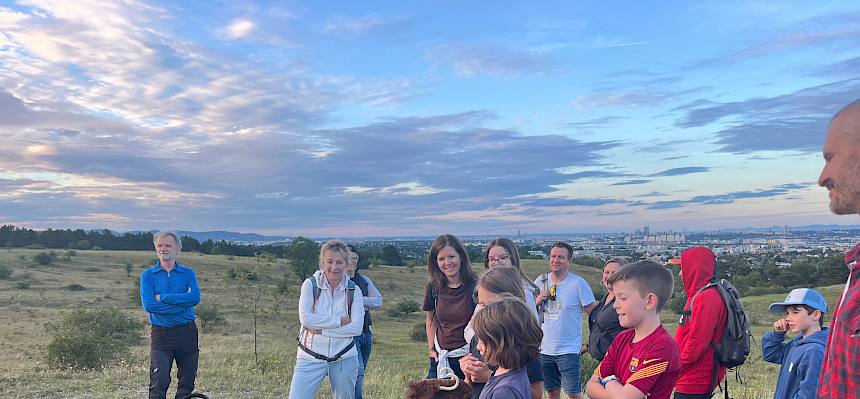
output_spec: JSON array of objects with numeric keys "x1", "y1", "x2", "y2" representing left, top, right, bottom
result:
[{"x1": 296, "y1": 271, "x2": 365, "y2": 362}]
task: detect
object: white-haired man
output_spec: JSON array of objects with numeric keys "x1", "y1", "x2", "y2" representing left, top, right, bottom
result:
[
  {"x1": 816, "y1": 99, "x2": 860, "y2": 399},
  {"x1": 141, "y1": 231, "x2": 201, "y2": 399}
]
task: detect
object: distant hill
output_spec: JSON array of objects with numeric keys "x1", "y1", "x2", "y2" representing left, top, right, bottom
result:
[{"x1": 176, "y1": 230, "x2": 292, "y2": 244}]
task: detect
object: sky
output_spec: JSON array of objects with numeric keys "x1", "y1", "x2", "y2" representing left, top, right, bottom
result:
[{"x1": 1, "y1": 1, "x2": 859, "y2": 237}]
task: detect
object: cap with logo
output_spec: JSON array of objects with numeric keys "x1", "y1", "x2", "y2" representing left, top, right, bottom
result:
[{"x1": 768, "y1": 288, "x2": 828, "y2": 314}]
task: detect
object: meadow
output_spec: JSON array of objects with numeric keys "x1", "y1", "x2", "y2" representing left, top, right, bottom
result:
[{"x1": 0, "y1": 248, "x2": 846, "y2": 398}]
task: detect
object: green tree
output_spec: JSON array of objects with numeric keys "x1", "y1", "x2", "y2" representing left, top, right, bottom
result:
[
  {"x1": 286, "y1": 237, "x2": 319, "y2": 280},
  {"x1": 380, "y1": 244, "x2": 403, "y2": 266}
]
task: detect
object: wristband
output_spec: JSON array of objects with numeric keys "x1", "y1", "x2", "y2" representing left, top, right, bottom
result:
[{"x1": 600, "y1": 375, "x2": 618, "y2": 387}]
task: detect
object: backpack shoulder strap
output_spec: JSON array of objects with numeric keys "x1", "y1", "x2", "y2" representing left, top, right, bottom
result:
[
  {"x1": 310, "y1": 276, "x2": 322, "y2": 311},
  {"x1": 684, "y1": 281, "x2": 717, "y2": 315},
  {"x1": 347, "y1": 279, "x2": 356, "y2": 317}
]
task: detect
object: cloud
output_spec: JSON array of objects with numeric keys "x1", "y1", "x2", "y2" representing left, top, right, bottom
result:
[
  {"x1": 612, "y1": 179, "x2": 651, "y2": 186},
  {"x1": 225, "y1": 18, "x2": 255, "y2": 39},
  {"x1": 687, "y1": 12, "x2": 860, "y2": 69},
  {"x1": 650, "y1": 167, "x2": 710, "y2": 177},
  {"x1": 640, "y1": 183, "x2": 812, "y2": 209},
  {"x1": 565, "y1": 116, "x2": 629, "y2": 130},
  {"x1": 572, "y1": 87, "x2": 709, "y2": 109},
  {"x1": 523, "y1": 198, "x2": 620, "y2": 207},
  {"x1": 812, "y1": 54, "x2": 860, "y2": 78},
  {"x1": 317, "y1": 14, "x2": 408, "y2": 37},
  {"x1": 675, "y1": 78, "x2": 860, "y2": 153},
  {"x1": 562, "y1": 170, "x2": 632, "y2": 180},
  {"x1": 427, "y1": 42, "x2": 556, "y2": 78}
]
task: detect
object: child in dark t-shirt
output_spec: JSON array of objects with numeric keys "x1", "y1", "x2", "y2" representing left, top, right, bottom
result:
[
  {"x1": 585, "y1": 260, "x2": 681, "y2": 399},
  {"x1": 472, "y1": 295, "x2": 543, "y2": 399}
]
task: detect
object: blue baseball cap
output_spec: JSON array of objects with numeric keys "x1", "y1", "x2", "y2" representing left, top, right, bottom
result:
[{"x1": 769, "y1": 288, "x2": 827, "y2": 314}]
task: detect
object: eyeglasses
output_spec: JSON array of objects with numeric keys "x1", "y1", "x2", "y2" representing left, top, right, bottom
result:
[{"x1": 488, "y1": 254, "x2": 511, "y2": 264}]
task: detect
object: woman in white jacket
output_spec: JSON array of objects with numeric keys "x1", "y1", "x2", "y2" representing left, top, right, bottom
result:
[{"x1": 289, "y1": 240, "x2": 365, "y2": 399}]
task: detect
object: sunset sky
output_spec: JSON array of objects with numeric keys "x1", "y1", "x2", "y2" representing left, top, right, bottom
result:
[{"x1": 1, "y1": 1, "x2": 859, "y2": 236}]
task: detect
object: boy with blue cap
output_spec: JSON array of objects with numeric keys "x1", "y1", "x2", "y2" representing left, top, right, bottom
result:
[{"x1": 762, "y1": 288, "x2": 829, "y2": 399}]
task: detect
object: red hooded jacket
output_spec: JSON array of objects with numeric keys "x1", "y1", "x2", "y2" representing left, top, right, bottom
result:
[{"x1": 673, "y1": 247, "x2": 727, "y2": 394}]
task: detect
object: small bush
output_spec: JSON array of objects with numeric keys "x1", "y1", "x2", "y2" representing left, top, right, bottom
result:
[
  {"x1": 387, "y1": 300, "x2": 420, "y2": 317},
  {"x1": 65, "y1": 249, "x2": 77, "y2": 257},
  {"x1": 83, "y1": 266, "x2": 100, "y2": 272},
  {"x1": 196, "y1": 303, "x2": 227, "y2": 332},
  {"x1": 409, "y1": 322, "x2": 426, "y2": 342},
  {"x1": 16, "y1": 280, "x2": 31, "y2": 289},
  {"x1": 0, "y1": 265, "x2": 12, "y2": 280},
  {"x1": 125, "y1": 262, "x2": 133, "y2": 277},
  {"x1": 668, "y1": 292, "x2": 688, "y2": 314},
  {"x1": 34, "y1": 252, "x2": 53, "y2": 265},
  {"x1": 63, "y1": 283, "x2": 87, "y2": 291},
  {"x1": 46, "y1": 308, "x2": 142, "y2": 370},
  {"x1": 26, "y1": 244, "x2": 46, "y2": 249},
  {"x1": 276, "y1": 278, "x2": 290, "y2": 295}
]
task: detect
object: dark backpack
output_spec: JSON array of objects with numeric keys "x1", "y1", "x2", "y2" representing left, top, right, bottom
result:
[
  {"x1": 310, "y1": 275, "x2": 356, "y2": 317},
  {"x1": 684, "y1": 278, "x2": 752, "y2": 398}
]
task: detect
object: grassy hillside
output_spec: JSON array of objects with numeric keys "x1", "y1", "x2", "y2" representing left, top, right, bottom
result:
[{"x1": 0, "y1": 249, "x2": 843, "y2": 398}]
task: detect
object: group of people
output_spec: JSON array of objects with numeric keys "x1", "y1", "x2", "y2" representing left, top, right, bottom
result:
[{"x1": 139, "y1": 98, "x2": 860, "y2": 399}]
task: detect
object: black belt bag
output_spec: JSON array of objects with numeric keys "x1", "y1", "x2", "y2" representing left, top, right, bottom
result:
[{"x1": 297, "y1": 339, "x2": 355, "y2": 362}]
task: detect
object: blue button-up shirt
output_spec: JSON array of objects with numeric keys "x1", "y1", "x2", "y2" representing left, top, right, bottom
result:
[{"x1": 140, "y1": 261, "x2": 201, "y2": 327}]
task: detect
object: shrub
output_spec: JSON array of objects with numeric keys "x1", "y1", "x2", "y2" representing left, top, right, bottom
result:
[
  {"x1": 125, "y1": 262, "x2": 133, "y2": 277},
  {"x1": 16, "y1": 280, "x2": 30, "y2": 289},
  {"x1": 63, "y1": 283, "x2": 87, "y2": 291},
  {"x1": 668, "y1": 292, "x2": 688, "y2": 314},
  {"x1": 65, "y1": 249, "x2": 77, "y2": 258},
  {"x1": 46, "y1": 308, "x2": 142, "y2": 369},
  {"x1": 34, "y1": 252, "x2": 53, "y2": 265},
  {"x1": 387, "y1": 300, "x2": 421, "y2": 317},
  {"x1": 196, "y1": 303, "x2": 227, "y2": 332},
  {"x1": 409, "y1": 321, "x2": 426, "y2": 342},
  {"x1": 0, "y1": 265, "x2": 12, "y2": 280},
  {"x1": 83, "y1": 266, "x2": 100, "y2": 272},
  {"x1": 276, "y1": 278, "x2": 290, "y2": 295}
]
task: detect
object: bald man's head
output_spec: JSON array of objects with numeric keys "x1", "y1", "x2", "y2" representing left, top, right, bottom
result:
[
  {"x1": 831, "y1": 99, "x2": 860, "y2": 143},
  {"x1": 819, "y1": 98, "x2": 860, "y2": 215}
]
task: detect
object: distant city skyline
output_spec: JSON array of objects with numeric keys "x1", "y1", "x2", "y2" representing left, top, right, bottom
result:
[{"x1": 1, "y1": 1, "x2": 859, "y2": 236}]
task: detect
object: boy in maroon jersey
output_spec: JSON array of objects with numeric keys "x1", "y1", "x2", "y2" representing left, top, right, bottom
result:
[{"x1": 585, "y1": 260, "x2": 681, "y2": 399}]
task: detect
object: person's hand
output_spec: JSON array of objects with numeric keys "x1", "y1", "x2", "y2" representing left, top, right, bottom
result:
[
  {"x1": 460, "y1": 354, "x2": 491, "y2": 383},
  {"x1": 581, "y1": 345, "x2": 589, "y2": 355},
  {"x1": 429, "y1": 347, "x2": 439, "y2": 361},
  {"x1": 155, "y1": 294, "x2": 161, "y2": 301},
  {"x1": 536, "y1": 290, "x2": 548, "y2": 304},
  {"x1": 307, "y1": 328, "x2": 322, "y2": 334},
  {"x1": 340, "y1": 316, "x2": 351, "y2": 326},
  {"x1": 773, "y1": 318, "x2": 789, "y2": 333}
]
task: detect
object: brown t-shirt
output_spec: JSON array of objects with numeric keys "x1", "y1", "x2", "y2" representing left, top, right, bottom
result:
[{"x1": 422, "y1": 281, "x2": 476, "y2": 350}]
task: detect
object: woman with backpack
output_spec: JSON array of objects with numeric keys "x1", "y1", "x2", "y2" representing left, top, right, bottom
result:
[
  {"x1": 289, "y1": 240, "x2": 365, "y2": 399},
  {"x1": 423, "y1": 234, "x2": 479, "y2": 380},
  {"x1": 585, "y1": 257, "x2": 630, "y2": 361}
]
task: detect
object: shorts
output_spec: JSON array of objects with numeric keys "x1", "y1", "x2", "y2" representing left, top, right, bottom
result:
[{"x1": 540, "y1": 353, "x2": 580, "y2": 394}]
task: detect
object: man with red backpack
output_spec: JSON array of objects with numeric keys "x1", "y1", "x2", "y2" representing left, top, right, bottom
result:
[{"x1": 672, "y1": 247, "x2": 727, "y2": 399}]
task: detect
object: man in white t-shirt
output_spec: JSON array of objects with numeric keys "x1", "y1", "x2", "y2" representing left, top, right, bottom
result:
[{"x1": 535, "y1": 242, "x2": 597, "y2": 399}]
